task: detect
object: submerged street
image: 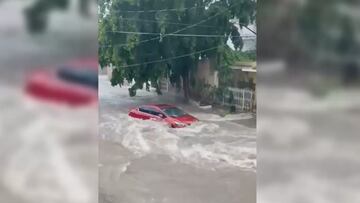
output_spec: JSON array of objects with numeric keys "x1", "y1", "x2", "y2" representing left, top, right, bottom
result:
[{"x1": 99, "y1": 76, "x2": 256, "y2": 203}]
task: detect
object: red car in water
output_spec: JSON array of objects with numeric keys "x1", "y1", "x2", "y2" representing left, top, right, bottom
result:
[
  {"x1": 25, "y1": 58, "x2": 98, "y2": 106},
  {"x1": 128, "y1": 104, "x2": 198, "y2": 128}
]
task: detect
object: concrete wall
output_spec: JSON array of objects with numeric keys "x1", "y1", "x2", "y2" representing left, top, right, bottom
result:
[
  {"x1": 106, "y1": 66, "x2": 112, "y2": 80},
  {"x1": 99, "y1": 65, "x2": 113, "y2": 80},
  {"x1": 99, "y1": 66, "x2": 107, "y2": 75}
]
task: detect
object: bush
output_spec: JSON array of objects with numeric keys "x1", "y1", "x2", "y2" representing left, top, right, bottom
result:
[{"x1": 128, "y1": 87, "x2": 136, "y2": 97}]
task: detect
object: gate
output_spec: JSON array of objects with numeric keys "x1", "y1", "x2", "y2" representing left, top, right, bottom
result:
[{"x1": 221, "y1": 87, "x2": 254, "y2": 111}]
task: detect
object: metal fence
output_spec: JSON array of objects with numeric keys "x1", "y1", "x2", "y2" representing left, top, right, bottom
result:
[
  {"x1": 219, "y1": 87, "x2": 255, "y2": 111},
  {"x1": 159, "y1": 76, "x2": 255, "y2": 111}
]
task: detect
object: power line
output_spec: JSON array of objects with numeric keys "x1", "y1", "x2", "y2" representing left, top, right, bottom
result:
[
  {"x1": 103, "y1": 9, "x2": 227, "y2": 48},
  {"x1": 238, "y1": 24, "x2": 256, "y2": 35},
  {"x1": 118, "y1": 17, "x2": 257, "y2": 34},
  {"x1": 119, "y1": 17, "x2": 216, "y2": 28},
  {"x1": 100, "y1": 35, "x2": 256, "y2": 47},
  {"x1": 111, "y1": 6, "x2": 199, "y2": 13},
  {"x1": 101, "y1": 2, "x2": 244, "y2": 48},
  {"x1": 108, "y1": 30, "x2": 256, "y2": 38},
  {"x1": 116, "y1": 46, "x2": 219, "y2": 68}
]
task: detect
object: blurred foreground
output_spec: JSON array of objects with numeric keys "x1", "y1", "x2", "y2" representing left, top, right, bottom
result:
[
  {"x1": 0, "y1": 0, "x2": 98, "y2": 202},
  {"x1": 0, "y1": 88, "x2": 98, "y2": 203},
  {"x1": 258, "y1": 0, "x2": 360, "y2": 202}
]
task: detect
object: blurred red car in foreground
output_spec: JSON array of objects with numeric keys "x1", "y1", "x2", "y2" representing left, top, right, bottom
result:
[
  {"x1": 129, "y1": 104, "x2": 198, "y2": 128},
  {"x1": 25, "y1": 58, "x2": 98, "y2": 106}
]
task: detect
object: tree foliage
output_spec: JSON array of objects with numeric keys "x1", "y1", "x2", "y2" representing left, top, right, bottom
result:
[{"x1": 99, "y1": 0, "x2": 256, "y2": 100}]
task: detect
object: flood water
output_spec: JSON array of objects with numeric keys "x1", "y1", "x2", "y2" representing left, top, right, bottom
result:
[
  {"x1": 0, "y1": 86, "x2": 98, "y2": 203},
  {"x1": 99, "y1": 76, "x2": 256, "y2": 203}
]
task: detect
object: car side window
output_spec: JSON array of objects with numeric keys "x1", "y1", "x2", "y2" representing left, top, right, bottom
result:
[
  {"x1": 148, "y1": 109, "x2": 161, "y2": 117},
  {"x1": 139, "y1": 107, "x2": 148, "y2": 114},
  {"x1": 139, "y1": 107, "x2": 163, "y2": 117},
  {"x1": 139, "y1": 107, "x2": 152, "y2": 115}
]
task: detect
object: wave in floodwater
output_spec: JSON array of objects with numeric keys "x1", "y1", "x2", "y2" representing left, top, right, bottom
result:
[
  {"x1": 100, "y1": 113, "x2": 256, "y2": 171},
  {"x1": 195, "y1": 112, "x2": 254, "y2": 121},
  {"x1": 0, "y1": 86, "x2": 97, "y2": 203}
]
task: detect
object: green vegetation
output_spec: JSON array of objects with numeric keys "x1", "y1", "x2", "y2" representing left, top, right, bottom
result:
[
  {"x1": 237, "y1": 50, "x2": 256, "y2": 61},
  {"x1": 99, "y1": 0, "x2": 256, "y2": 101}
]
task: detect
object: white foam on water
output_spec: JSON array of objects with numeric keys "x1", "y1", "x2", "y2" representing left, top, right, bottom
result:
[
  {"x1": 180, "y1": 143, "x2": 256, "y2": 170},
  {"x1": 196, "y1": 113, "x2": 253, "y2": 121},
  {"x1": 258, "y1": 117, "x2": 310, "y2": 146},
  {"x1": 120, "y1": 162, "x2": 131, "y2": 174},
  {"x1": 0, "y1": 86, "x2": 96, "y2": 203},
  {"x1": 100, "y1": 112, "x2": 256, "y2": 171},
  {"x1": 120, "y1": 122, "x2": 152, "y2": 156},
  {"x1": 176, "y1": 122, "x2": 220, "y2": 135},
  {"x1": 260, "y1": 173, "x2": 360, "y2": 203},
  {"x1": 98, "y1": 75, "x2": 256, "y2": 171}
]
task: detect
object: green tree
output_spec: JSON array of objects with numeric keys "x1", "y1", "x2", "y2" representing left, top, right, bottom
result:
[{"x1": 99, "y1": 0, "x2": 256, "y2": 101}]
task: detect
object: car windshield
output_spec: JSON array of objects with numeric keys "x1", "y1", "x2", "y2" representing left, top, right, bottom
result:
[
  {"x1": 163, "y1": 107, "x2": 187, "y2": 118},
  {"x1": 57, "y1": 67, "x2": 98, "y2": 89}
]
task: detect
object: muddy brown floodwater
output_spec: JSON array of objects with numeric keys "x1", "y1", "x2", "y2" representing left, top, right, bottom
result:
[{"x1": 99, "y1": 76, "x2": 256, "y2": 203}]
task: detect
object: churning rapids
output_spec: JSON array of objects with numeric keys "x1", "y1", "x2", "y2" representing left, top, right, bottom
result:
[
  {"x1": 99, "y1": 76, "x2": 256, "y2": 172},
  {"x1": 0, "y1": 86, "x2": 97, "y2": 203},
  {"x1": 99, "y1": 75, "x2": 256, "y2": 203}
]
